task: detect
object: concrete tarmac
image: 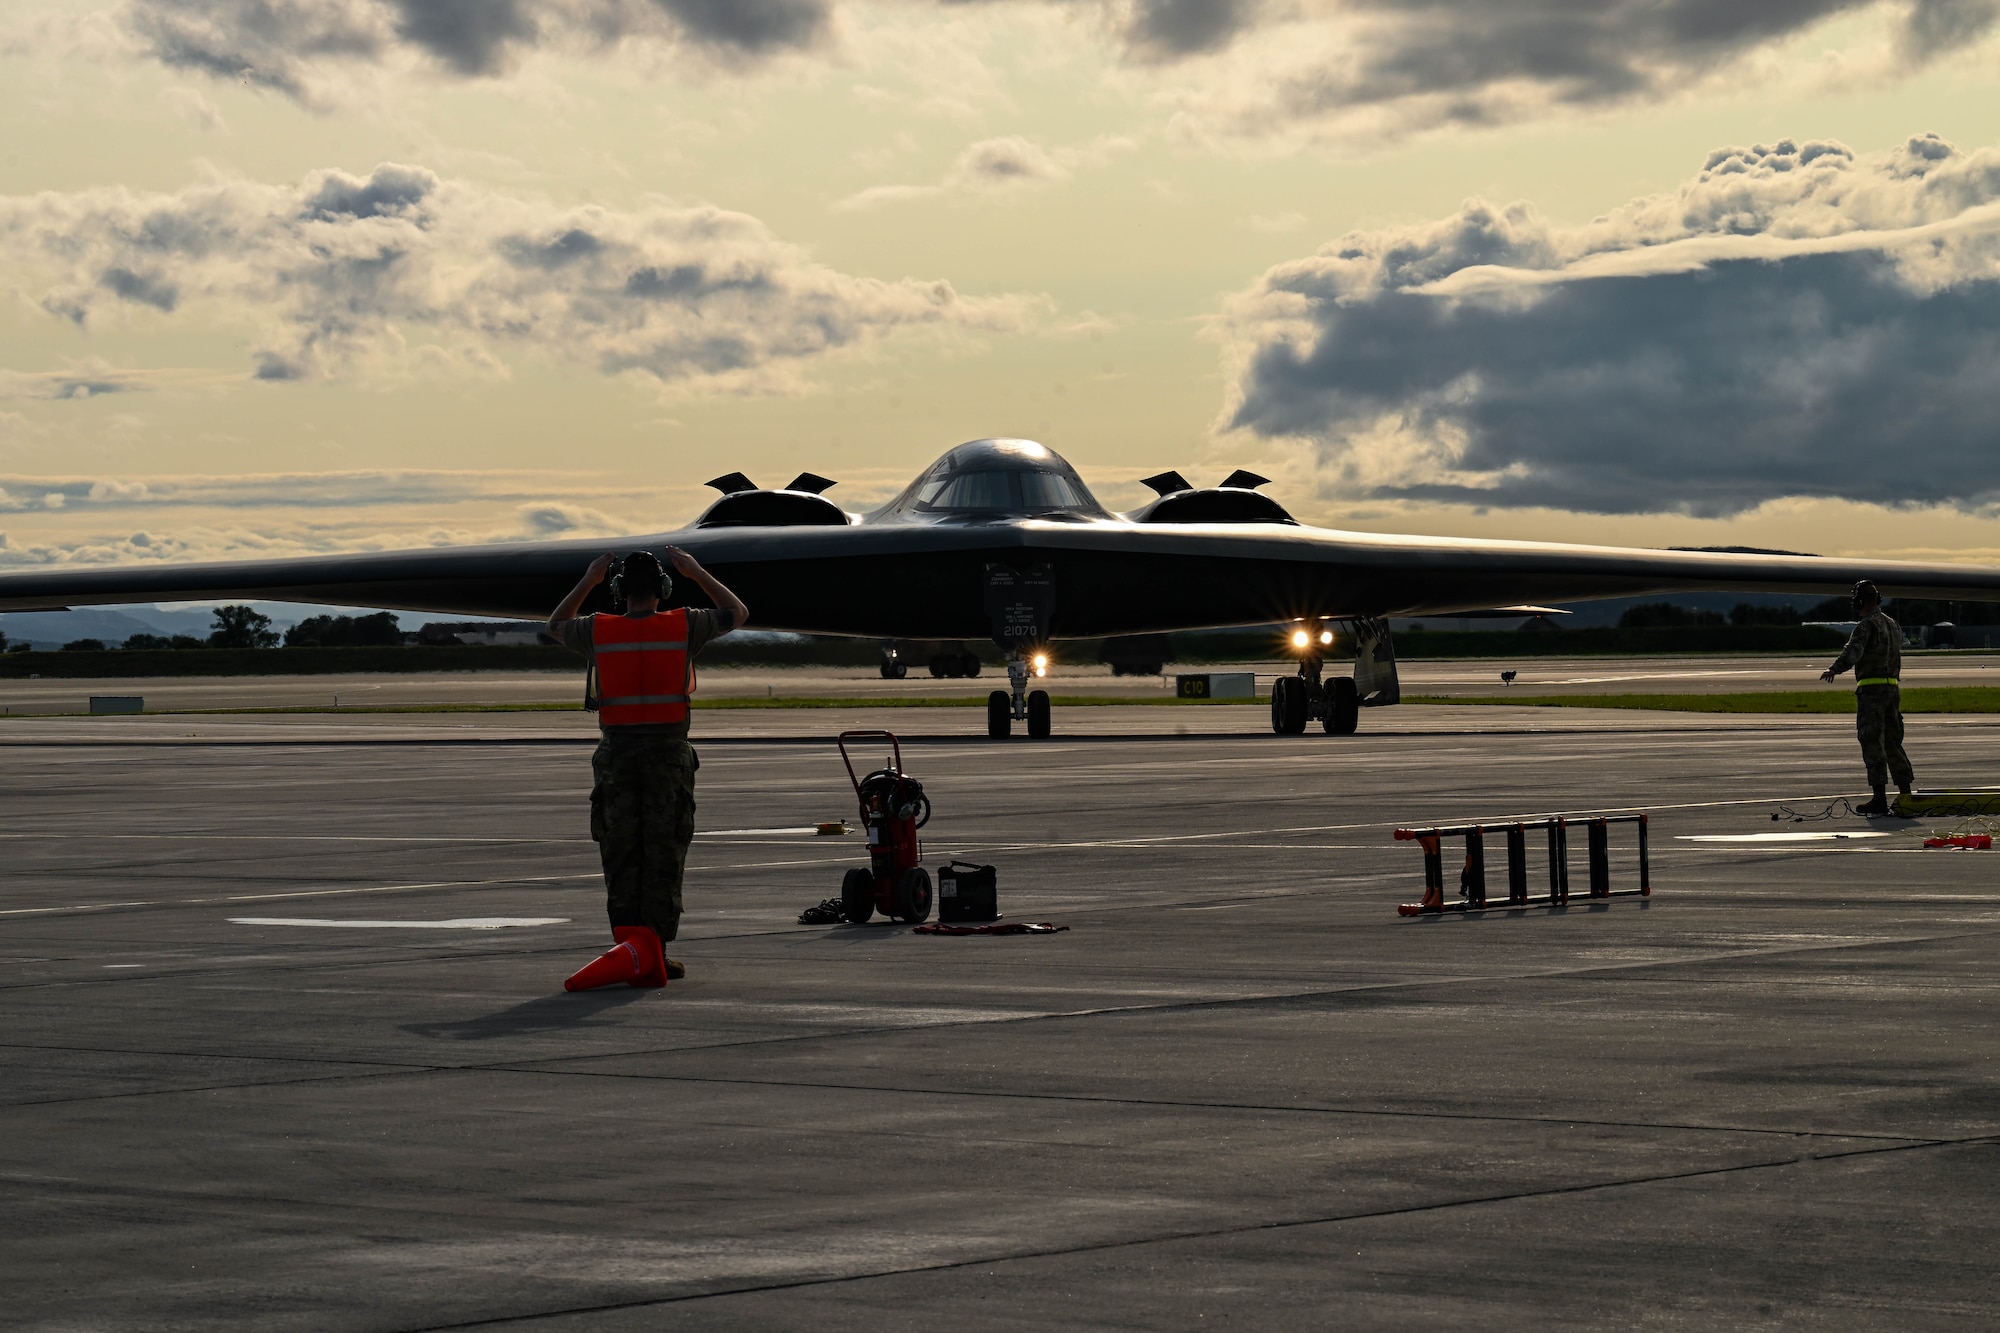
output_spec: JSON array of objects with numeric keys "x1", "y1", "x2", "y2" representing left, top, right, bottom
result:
[
  {"x1": 4, "y1": 700, "x2": 1999, "y2": 1328},
  {"x1": 4, "y1": 649, "x2": 1999, "y2": 715}
]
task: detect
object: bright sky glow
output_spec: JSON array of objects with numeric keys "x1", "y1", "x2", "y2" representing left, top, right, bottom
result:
[{"x1": 4, "y1": 0, "x2": 2000, "y2": 568}]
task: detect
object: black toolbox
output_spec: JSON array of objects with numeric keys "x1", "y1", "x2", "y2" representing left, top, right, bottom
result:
[{"x1": 937, "y1": 861, "x2": 998, "y2": 922}]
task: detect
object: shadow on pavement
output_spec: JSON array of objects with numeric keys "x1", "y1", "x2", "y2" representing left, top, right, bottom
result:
[{"x1": 402, "y1": 988, "x2": 652, "y2": 1042}]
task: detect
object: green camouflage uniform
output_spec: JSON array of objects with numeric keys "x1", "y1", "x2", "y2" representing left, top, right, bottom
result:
[
  {"x1": 556, "y1": 608, "x2": 734, "y2": 941},
  {"x1": 1830, "y1": 609, "x2": 1913, "y2": 791}
]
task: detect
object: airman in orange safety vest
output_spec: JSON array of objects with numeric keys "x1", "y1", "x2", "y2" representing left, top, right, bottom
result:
[{"x1": 548, "y1": 548, "x2": 749, "y2": 989}]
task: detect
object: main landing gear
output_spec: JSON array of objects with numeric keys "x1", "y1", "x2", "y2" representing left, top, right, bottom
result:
[
  {"x1": 987, "y1": 650, "x2": 1051, "y2": 739},
  {"x1": 1271, "y1": 647, "x2": 1359, "y2": 735}
]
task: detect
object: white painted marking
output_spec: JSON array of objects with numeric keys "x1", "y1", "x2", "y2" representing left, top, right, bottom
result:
[
  {"x1": 1540, "y1": 670, "x2": 1768, "y2": 686},
  {"x1": 695, "y1": 827, "x2": 816, "y2": 837},
  {"x1": 1677, "y1": 832, "x2": 1892, "y2": 843},
  {"x1": 104, "y1": 963, "x2": 143, "y2": 969},
  {"x1": 228, "y1": 917, "x2": 569, "y2": 930}
]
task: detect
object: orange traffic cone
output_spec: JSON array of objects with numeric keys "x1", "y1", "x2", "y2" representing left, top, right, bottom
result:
[{"x1": 564, "y1": 926, "x2": 668, "y2": 991}]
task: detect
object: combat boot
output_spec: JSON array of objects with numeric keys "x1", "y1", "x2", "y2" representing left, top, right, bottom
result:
[
  {"x1": 1856, "y1": 787, "x2": 1890, "y2": 816},
  {"x1": 665, "y1": 957, "x2": 687, "y2": 980}
]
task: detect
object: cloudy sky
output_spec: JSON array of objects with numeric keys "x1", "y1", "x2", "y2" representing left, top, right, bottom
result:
[{"x1": 4, "y1": 0, "x2": 2000, "y2": 570}]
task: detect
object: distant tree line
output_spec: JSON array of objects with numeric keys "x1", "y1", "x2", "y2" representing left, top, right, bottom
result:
[
  {"x1": 38, "y1": 606, "x2": 407, "y2": 652},
  {"x1": 1616, "y1": 597, "x2": 1999, "y2": 630},
  {"x1": 283, "y1": 611, "x2": 403, "y2": 648}
]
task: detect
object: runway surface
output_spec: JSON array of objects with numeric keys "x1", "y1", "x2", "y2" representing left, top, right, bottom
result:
[
  {"x1": 5, "y1": 703, "x2": 1999, "y2": 1327},
  {"x1": 4, "y1": 650, "x2": 1998, "y2": 715}
]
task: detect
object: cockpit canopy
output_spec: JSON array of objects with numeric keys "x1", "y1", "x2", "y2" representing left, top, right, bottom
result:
[{"x1": 881, "y1": 440, "x2": 1110, "y2": 522}]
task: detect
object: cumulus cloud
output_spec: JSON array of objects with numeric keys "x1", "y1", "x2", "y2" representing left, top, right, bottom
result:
[
  {"x1": 519, "y1": 499, "x2": 630, "y2": 535},
  {"x1": 160, "y1": 84, "x2": 225, "y2": 131},
  {"x1": 0, "y1": 469, "x2": 628, "y2": 512},
  {"x1": 1150, "y1": 1, "x2": 2000, "y2": 144},
  {"x1": 1221, "y1": 134, "x2": 2000, "y2": 516},
  {"x1": 0, "y1": 473, "x2": 620, "y2": 571},
  {"x1": 0, "y1": 163, "x2": 1034, "y2": 391},
  {"x1": 837, "y1": 134, "x2": 1137, "y2": 210},
  {"x1": 6, "y1": 1, "x2": 1981, "y2": 142},
  {"x1": 120, "y1": 0, "x2": 831, "y2": 106}
]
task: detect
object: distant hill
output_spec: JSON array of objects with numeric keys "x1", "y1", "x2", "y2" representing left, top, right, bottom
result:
[
  {"x1": 0, "y1": 608, "x2": 170, "y2": 649},
  {"x1": 0, "y1": 601, "x2": 517, "y2": 650}
]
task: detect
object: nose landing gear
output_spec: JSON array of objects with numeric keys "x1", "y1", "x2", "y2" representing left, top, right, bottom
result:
[
  {"x1": 987, "y1": 651, "x2": 1051, "y2": 738},
  {"x1": 1271, "y1": 626, "x2": 1359, "y2": 735}
]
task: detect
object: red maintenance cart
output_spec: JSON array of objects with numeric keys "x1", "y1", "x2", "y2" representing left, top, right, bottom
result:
[{"x1": 837, "y1": 730, "x2": 934, "y2": 924}]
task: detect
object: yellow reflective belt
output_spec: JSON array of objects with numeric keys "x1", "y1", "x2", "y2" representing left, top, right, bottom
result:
[{"x1": 1854, "y1": 677, "x2": 1899, "y2": 687}]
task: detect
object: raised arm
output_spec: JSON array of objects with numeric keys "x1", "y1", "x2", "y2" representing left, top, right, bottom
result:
[
  {"x1": 548, "y1": 552, "x2": 616, "y2": 638},
  {"x1": 664, "y1": 546, "x2": 749, "y2": 631}
]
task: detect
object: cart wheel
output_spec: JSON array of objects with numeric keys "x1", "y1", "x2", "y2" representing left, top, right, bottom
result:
[
  {"x1": 1324, "y1": 676, "x2": 1359, "y2": 735},
  {"x1": 987, "y1": 690, "x2": 1011, "y2": 738},
  {"x1": 1027, "y1": 689, "x2": 1051, "y2": 738},
  {"x1": 893, "y1": 866, "x2": 933, "y2": 923},
  {"x1": 841, "y1": 867, "x2": 876, "y2": 923}
]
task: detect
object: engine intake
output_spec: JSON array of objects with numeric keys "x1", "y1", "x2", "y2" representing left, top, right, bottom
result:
[
  {"x1": 693, "y1": 472, "x2": 850, "y2": 528},
  {"x1": 1127, "y1": 469, "x2": 1297, "y2": 525}
]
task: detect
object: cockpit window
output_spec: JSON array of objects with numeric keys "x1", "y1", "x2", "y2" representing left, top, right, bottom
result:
[
  {"x1": 913, "y1": 470, "x2": 1100, "y2": 514},
  {"x1": 932, "y1": 471, "x2": 1018, "y2": 511},
  {"x1": 885, "y1": 439, "x2": 1111, "y2": 520},
  {"x1": 1019, "y1": 473, "x2": 1093, "y2": 510}
]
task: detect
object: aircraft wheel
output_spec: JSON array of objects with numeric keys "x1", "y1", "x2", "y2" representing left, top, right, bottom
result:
[
  {"x1": 1027, "y1": 689, "x2": 1051, "y2": 738},
  {"x1": 1271, "y1": 677, "x2": 1308, "y2": 735},
  {"x1": 987, "y1": 690, "x2": 1012, "y2": 738},
  {"x1": 1324, "y1": 676, "x2": 1359, "y2": 735},
  {"x1": 893, "y1": 866, "x2": 933, "y2": 923},
  {"x1": 841, "y1": 867, "x2": 876, "y2": 923}
]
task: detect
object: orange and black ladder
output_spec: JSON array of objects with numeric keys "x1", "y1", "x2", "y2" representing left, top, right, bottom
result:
[{"x1": 1394, "y1": 814, "x2": 1650, "y2": 916}]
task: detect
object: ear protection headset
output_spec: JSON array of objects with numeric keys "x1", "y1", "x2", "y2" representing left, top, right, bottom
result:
[
  {"x1": 1851, "y1": 579, "x2": 1881, "y2": 612},
  {"x1": 609, "y1": 552, "x2": 671, "y2": 607}
]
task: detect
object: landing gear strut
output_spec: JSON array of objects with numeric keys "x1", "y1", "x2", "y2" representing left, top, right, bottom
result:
[{"x1": 987, "y1": 651, "x2": 1051, "y2": 738}]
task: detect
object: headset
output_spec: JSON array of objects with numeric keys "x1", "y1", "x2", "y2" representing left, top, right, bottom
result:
[
  {"x1": 1851, "y1": 579, "x2": 1881, "y2": 612},
  {"x1": 608, "y1": 551, "x2": 671, "y2": 609}
]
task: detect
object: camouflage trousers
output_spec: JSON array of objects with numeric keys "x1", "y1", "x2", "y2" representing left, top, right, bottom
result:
[
  {"x1": 1855, "y1": 684, "x2": 1914, "y2": 792},
  {"x1": 590, "y1": 734, "x2": 698, "y2": 941}
]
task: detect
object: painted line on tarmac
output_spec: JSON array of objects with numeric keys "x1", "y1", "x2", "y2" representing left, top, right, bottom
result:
[
  {"x1": 1680, "y1": 832, "x2": 1892, "y2": 842},
  {"x1": 0, "y1": 832, "x2": 575, "y2": 843},
  {"x1": 0, "y1": 826, "x2": 807, "y2": 843},
  {"x1": 228, "y1": 917, "x2": 569, "y2": 929},
  {"x1": 0, "y1": 856, "x2": 856, "y2": 921},
  {"x1": 0, "y1": 873, "x2": 602, "y2": 918}
]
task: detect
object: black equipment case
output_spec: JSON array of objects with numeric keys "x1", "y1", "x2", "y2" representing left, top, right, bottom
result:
[{"x1": 937, "y1": 861, "x2": 998, "y2": 922}]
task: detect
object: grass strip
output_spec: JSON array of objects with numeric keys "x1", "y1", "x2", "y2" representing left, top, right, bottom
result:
[{"x1": 1405, "y1": 687, "x2": 2000, "y2": 714}]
